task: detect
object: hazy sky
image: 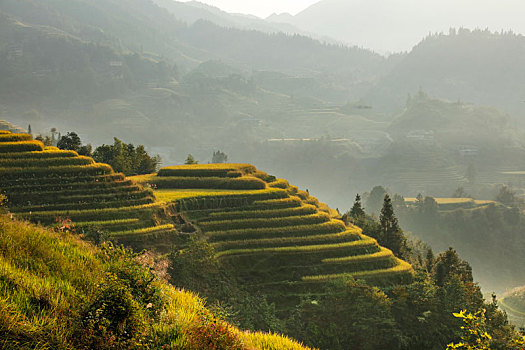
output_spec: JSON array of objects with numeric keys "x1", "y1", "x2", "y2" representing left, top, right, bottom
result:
[{"x1": 180, "y1": 0, "x2": 319, "y2": 18}]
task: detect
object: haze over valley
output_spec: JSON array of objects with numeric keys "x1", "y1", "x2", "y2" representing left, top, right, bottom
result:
[{"x1": 1, "y1": 0, "x2": 525, "y2": 348}]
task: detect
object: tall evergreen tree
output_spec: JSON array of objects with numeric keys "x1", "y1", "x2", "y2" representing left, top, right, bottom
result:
[
  {"x1": 349, "y1": 194, "x2": 365, "y2": 220},
  {"x1": 379, "y1": 194, "x2": 407, "y2": 258}
]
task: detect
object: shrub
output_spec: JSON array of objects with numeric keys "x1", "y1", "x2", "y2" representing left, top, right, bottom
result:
[
  {"x1": 80, "y1": 273, "x2": 148, "y2": 349},
  {"x1": 187, "y1": 312, "x2": 246, "y2": 350}
]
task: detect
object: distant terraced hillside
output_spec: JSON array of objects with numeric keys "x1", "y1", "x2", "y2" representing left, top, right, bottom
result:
[
  {"x1": 132, "y1": 163, "x2": 413, "y2": 305},
  {"x1": 501, "y1": 286, "x2": 525, "y2": 328},
  {"x1": 0, "y1": 130, "x2": 176, "y2": 251}
]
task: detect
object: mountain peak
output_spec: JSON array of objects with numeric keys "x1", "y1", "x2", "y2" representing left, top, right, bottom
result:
[{"x1": 266, "y1": 12, "x2": 295, "y2": 23}]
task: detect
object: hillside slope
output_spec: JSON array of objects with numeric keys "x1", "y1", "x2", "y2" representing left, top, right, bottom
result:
[
  {"x1": 0, "y1": 130, "x2": 177, "y2": 252},
  {"x1": 132, "y1": 163, "x2": 413, "y2": 307},
  {"x1": 0, "y1": 212, "x2": 312, "y2": 349}
]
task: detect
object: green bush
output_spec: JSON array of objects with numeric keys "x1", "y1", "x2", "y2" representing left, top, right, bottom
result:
[{"x1": 81, "y1": 273, "x2": 148, "y2": 348}]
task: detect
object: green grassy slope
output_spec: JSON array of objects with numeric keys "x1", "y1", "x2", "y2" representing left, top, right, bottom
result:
[{"x1": 0, "y1": 213, "x2": 313, "y2": 349}]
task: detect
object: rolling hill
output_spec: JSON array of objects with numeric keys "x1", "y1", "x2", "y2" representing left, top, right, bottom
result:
[
  {"x1": 0, "y1": 131, "x2": 413, "y2": 309},
  {"x1": 0, "y1": 207, "x2": 312, "y2": 349},
  {"x1": 131, "y1": 163, "x2": 413, "y2": 307},
  {"x1": 268, "y1": 0, "x2": 525, "y2": 53}
]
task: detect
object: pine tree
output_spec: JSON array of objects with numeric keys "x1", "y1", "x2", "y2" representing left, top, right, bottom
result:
[
  {"x1": 349, "y1": 194, "x2": 365, "y2": 220},
  {"x1": 27, "y1": 124, "x2": 32, "y2": 136},
  {"x1": 379, "y1": 194, "x2": 407, "y2": 258}
]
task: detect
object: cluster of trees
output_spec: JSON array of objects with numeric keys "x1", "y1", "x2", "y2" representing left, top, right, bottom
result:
[
  {"x1": 56, "y1": 132, "x2": 160, "y2": 175},
  {"x1": 184, "y1": 150, "x2": 228, "y2": 165},
  {"x1": 167, "y1": 190, "x2": 524, "y2": 349},
  {"x1": 92, "y1": 138, "x2": 161, "y2": 175}
]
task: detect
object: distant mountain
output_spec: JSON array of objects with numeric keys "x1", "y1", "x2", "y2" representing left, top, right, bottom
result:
[
  {"x1": 269, "y1": 0, "x2": 525, "y2": 53},
  {"x1": 364, "y1": 30, "x2": 525, "y2": 118},
  {"x1": 152, "y1": 0, "x2": 336, "y2": 44}
]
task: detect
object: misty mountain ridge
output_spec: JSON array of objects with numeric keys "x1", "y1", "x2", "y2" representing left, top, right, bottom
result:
[{"x1": 269, "y1": 0, "x2": 525, "y2": 53}]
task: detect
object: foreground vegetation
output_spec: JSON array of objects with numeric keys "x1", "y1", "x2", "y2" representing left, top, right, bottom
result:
[{"x1": 0, "y1": 211, "x2": 312, "y2": 349}]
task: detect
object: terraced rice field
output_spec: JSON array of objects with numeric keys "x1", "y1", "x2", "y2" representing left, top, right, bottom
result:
[
  {"x1": 0, "y1": 131, "x2": 176, "y2": 251},
  {"x1": 404, "y1": 197, "x2": 495, "y2": 210},
  {"x1": 135, "y1": 163, "x2": 414, "y2": 306}
]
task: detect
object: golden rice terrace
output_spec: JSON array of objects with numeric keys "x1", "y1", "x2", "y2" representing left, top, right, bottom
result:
[
  {"x1": 133, "y1": 163, "x2": 414, "y2": 303},
  {"x1": 0, "y1": 131, "x2": 413, "y2": 303},
  {"x1": 0, "y1": 131, "x2": 176, "y2": 251}
]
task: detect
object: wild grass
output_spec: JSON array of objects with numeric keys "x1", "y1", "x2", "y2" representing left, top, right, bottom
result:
[
  {"x1": 0, "y1": 215, "x2": 313, "y2": 349},
  {"x1": 208, "y1": 220, "x2": 347, "y2": 242},
  {"x1": 200, "y1": 213, "x2": 330, "y2": 231},
  {"x1": 241, "y1": 330, "x2": 314, "y2": 350}
]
